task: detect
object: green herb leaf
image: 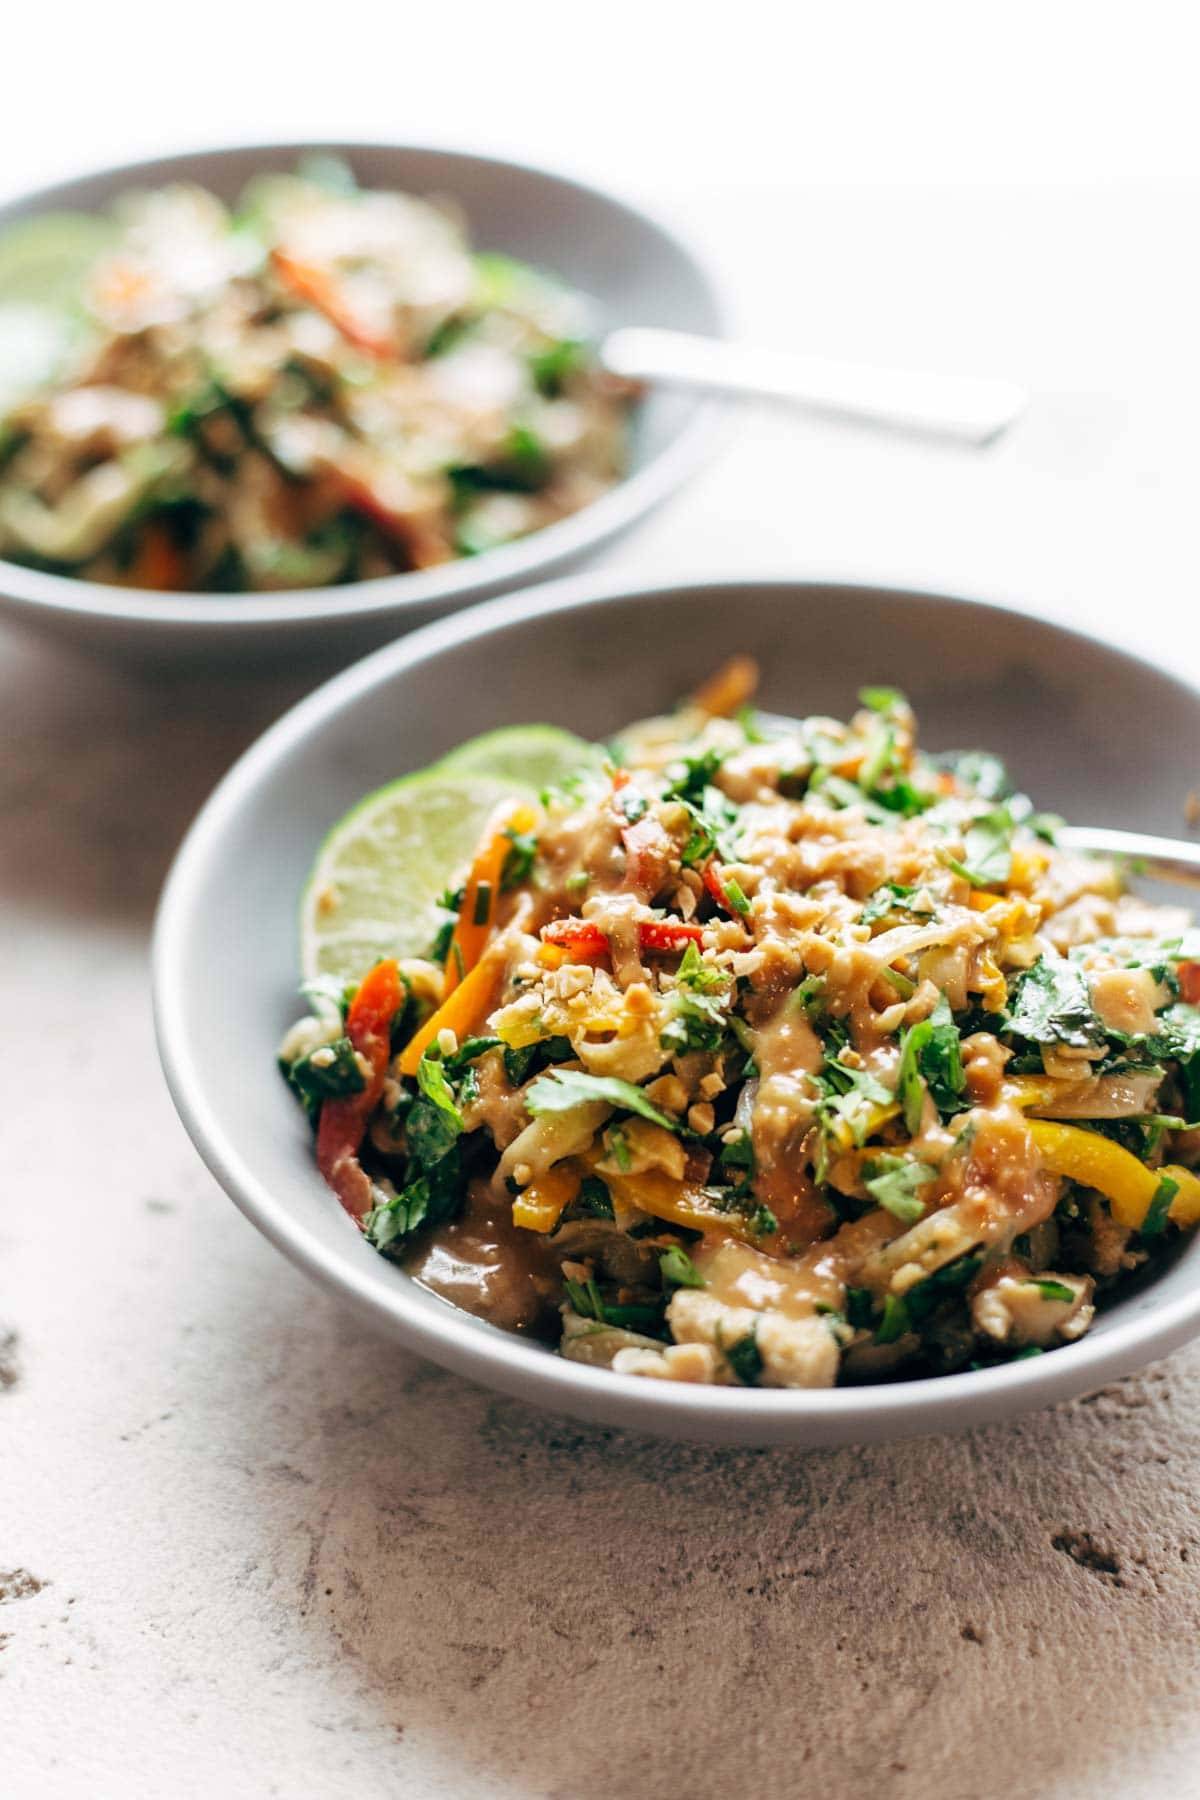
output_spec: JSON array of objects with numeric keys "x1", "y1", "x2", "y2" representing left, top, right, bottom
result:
[
  {"x1": 874, "y1": 1293, "x2": 912, "y2": 1344},
  {"x1": 659, "y1": 1245, "x2": 706, "y2": 1289},
  {"x1": 722, "y1": 1328, "x2": 763, "y2": 1385},
  {"x1": 500, "y1": 826, "x2": 538, "y2": 891},
  {"x1": 676, "y1": 940, "x2": 726, "y2": 993},
  {"x1": 280, "y1": 1035, "x2": 365, "y2": 1125},
  {"x1": 1005, "y1": 953, "x2": 1101, "y2": 1049},
  {"x1": 859, "y1": 686, "x2": 908, "y2": 716},
  {"x1": 525, "y1": 1068, "x2": 678, "y2": 1130},
  {"x1": 946, "y1": 805, "x2": 1015, "y2": 888},
  {"x1": 365, "y1": 1151, "x2": 462, "y2": 1254},
  {"x1": 567, "y1": 1175, "x2": 616, "y2": 1222},
  {"x1": 860, "y1": 882, "x2": 929, "y2": 927},
  {"x1": 895, "y1": 995, "x2": 966, "y2": 1132},
  {"x1": 1140, "y1": 1174, "x2": 1179, "y2": 1237},
  {"x1": 862, "y1": 1154, "x2": 936, "y2": 1223},
  {"x1": 529, "y1": 337, "x2": 585, "y2": 397},
  {"x1": 1028, "y1": 1277, "x2": 1077, "y2": 1303},
  {"x1": 845, "y1": 1287, "x2": 875, "y2": 1329},
  {"x1": 722, "y1": 875, "x2": 751, "y2": 916}
]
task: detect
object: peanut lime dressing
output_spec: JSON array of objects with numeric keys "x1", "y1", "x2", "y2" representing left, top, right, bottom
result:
[
  {"x1": 285, "y1": 678, "x2": 1200, "y2": 1391},
  {"x1": 405, "y1": 1179, "x2": 559, "y2": 1335}
]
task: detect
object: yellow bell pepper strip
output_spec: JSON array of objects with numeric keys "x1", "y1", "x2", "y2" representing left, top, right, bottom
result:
[
  {"x1": 1027, "y1": 1119, "x2": 1200, "y2": 1230},
  {"x1": 400, "y1": 947, "x2": 506, "y2": 1078},
  {"x1": 602, "y1": 1167, "x2": 766, "y2": 1244},
  {"x1": 511, "y1": 1162, "x2": 583, "y2": 1232},
  {"x1": 316, "y1": 959, "x2": 403, "y2": 1221},
  {"x1": 443, "y1": 803, "x2": 538, "y2": 999}
]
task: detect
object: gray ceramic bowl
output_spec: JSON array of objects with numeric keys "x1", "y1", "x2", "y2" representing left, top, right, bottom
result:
[
  {"x1": 0, "y1": 142, "x2": 726, "y2": 660},
  {"x1": 154, "y1": 575, "x2": 1200, "y2": 1444}
]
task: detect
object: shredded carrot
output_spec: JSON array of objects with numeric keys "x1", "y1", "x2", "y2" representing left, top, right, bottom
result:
[
  {"x1": 444, "y1": 803, "x2": 538, "y2": 998},
  {"x1": 400, "y1": 948, "x2": 506, "y2": 1078},
  {"x1": 270, "y1": 247, "x2": 396, "y2": 358},
  {"x1": 691, "y1": 655, "x2": 759, "y2": 718},
  {"x1": 124, "y1": 523, "x2": 185, "y2": 591}
]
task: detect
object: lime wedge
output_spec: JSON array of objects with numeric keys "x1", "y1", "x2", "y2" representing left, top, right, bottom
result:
[
  {"x1": 440, "y1": 724, "x2": 603, "y2": 793},
  {"x1": 300, "y1": 769, "x2": 533, "y2": 985},
  {"x1": 0, "y1": 212, "x2": 115, "y2": 306}
]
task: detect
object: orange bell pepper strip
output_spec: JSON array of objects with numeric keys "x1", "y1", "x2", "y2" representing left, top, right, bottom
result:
[
  {"x1": 400, "y1": 948, "x2": 507, "y2": 1079},
  {"x1": 124, "y1": 522, "x2": 186, "y2": 591},
  {"x1": 270, "y1": 247, "x2": 396, "y2": 359},
  {"x1": 1179, "y1": 961, "x2": 1200, "y2": 1005},
  {"x1": 443, "y1": 803, "x2": 538, "y2": 998},
  {"x1": 316, "y1": 959, "x2": 404, "y2": 1221},
  {"x1": 690, "y1": 655, "x2": 759, "y2": 718}
]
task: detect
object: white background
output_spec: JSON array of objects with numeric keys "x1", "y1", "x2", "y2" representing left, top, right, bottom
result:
[{"x1": 5, "y1": 1, "x2": 1200, "y2": 197}]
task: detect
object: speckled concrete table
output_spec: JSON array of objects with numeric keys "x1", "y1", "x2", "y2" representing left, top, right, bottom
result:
[{"x1": 6, "y1": 184, "x2": 1200, "y2": 1799}]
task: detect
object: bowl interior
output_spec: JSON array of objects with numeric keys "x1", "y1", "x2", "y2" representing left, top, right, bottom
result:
[
  {"x1": 155, "y1": 579, "x2": 1200, "y2": 1442},
  {"x1": 0, "y1": 143, "x2": 725, "y2": 643}
]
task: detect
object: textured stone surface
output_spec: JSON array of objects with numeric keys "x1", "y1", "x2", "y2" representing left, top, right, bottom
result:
[{"x1": 6, "y1": 182, "x2": 1200, "y2": 1798}]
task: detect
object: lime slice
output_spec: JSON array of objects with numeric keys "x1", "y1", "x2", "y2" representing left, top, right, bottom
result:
[
  {"x1": 0, "y1": 212, "x2": 115, "y2": 306},
  {"x1": 440, "y1": 724, "x2": 603, "y2": 793},
  {"x1": 300, "y1": 769, "x2": 533, "y2": 985}
]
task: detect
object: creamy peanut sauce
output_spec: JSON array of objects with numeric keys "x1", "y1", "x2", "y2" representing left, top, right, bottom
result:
[{"x1": 285, "y1": 680, "x2": 1200, "y2": 1390}]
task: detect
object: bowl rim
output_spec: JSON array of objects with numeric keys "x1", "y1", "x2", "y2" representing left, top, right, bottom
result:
[
  {"x1": 0, "y1": 137, "x2": 731, "y2": 632},
  {"x1": 153, "y1": 571, "x2": 1200, "y2": 1437}
]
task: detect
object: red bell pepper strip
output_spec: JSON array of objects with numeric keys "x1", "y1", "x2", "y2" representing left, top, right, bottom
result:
[
  {"x1": 703, "y1": 858, "x2": 745, "y2": 916},
  {"x1": 1180, "y1": 961, "x2": 1200, "y2": 1005},
  {"x1": 541, "y1": 917, "x2": 704, "y2": 960},
  {"x1": 316, "y1": 958, "x2": 403, "y2": 1222},
  {"x1": 271, "y1": 248, "x2": 396, "y2": 359}
]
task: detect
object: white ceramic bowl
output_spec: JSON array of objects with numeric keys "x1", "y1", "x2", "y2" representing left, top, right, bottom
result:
[
  {"x1": 154, "y1": 575, "x2": 1200, "y2": 1444},
  {"x1": 0, "y1": 142, "x2": 726, "y2": 660}
]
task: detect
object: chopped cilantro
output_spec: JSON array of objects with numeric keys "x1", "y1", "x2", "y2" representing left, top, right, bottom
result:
[
  {"x1": 502, "y1": 1036, "x2": 572, "y2": 1086},
  {"x1": 860, "y1": 882, "x2": 928, "y2": 927},
  {"x1": 722, "y1": 875, "x2": 751, "y2": 916},
  {"x1": 859, "y1": 686, "x2": 908, "y2": 716},
  {"x1": 659, "y1": 1245, "x2": 706, "y2": 1289},
  {"x1": 1028, "y1": 1278, "x2": 1077, "y2": 1303},
  {"x1": 946, "y1": 805, "x2": 1015, "y2": 888},
  {"x1": 665, "y1": 747, "x2": 725, "y2": 803},
  {"x1": 566, "y1": 1175, "x2": 616, "y2": 1222},
  {"x1": 472, "y1": 881, "x2": 492, "y2": 926},
  {"x1": 896, "y1": 995, "x2": 966, "y2": 1132},
  {"x1": 526, "y1": 1069, "x2": 678, "y2": 1130},
  {"x1": 862, "y1": 1154, "x2": 936, "y2": 1223},
  {"x1": 280, "y1": 1035, "x2": 365, "y2": 1125},
  {"x1": 874, "y1": 1293, "x2": 912, "y2": 1344},
  {"x1": 365, "y1": 1151, "x2": 462, "y2": 1254},
  {"x1": 1140, "y1": 1174, "x2": 1179, "y2": 1237},
  {"x1": 722, "y1": 1327, "x2": 763, "y2": 1385},
  {"x1": 661, "y1": 983, "x2": 727, "y2": 1055},
  {"x1": 1004, "y1": 953, "x2": 1100, "y2": 1048},
  {"x1": 500, "y1": 826, "x2": 538, "y2": 891},
  {"x1": 676, "y1": 940, "x2": 726, "y2": 993},
  {"x1": 845, "y1": 1287, "x2": 875, "y2": 1329},
  {"x1": 529, "y1": 337, "x2": 585, "y2": 396},
  {"x1": 563, "y1": 1273, "x2": 663, "y2": 1335}
]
